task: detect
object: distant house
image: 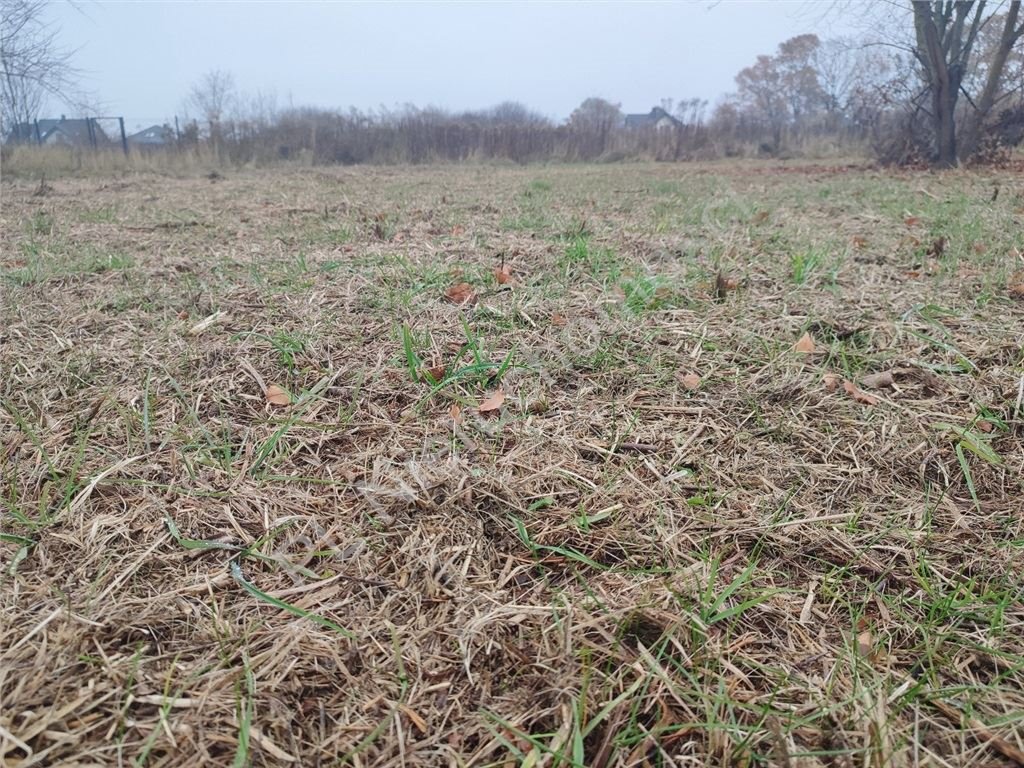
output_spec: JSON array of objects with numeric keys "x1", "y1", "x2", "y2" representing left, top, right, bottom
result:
[
  {"x1": 623, "y1": 107, "x2": 682, "y2": 130},
  {"x1": 4, "y1": 116, "x2": 110, "y2": 147},
  {"x1": 127, "y1": 124, "x2": 174, "y2": 147}
]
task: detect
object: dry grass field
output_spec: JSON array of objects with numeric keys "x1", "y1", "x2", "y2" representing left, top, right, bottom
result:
[{"x1": 2, "y1": 161, "x2": 1023, "y2": 767}]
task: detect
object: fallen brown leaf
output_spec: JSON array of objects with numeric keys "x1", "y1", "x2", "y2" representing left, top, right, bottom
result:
[
  {"x1": 752, "y1": 210, "x2": 770, "y2": 224},
  {"x1": 450, "y1": 224, "x2": 465, "y2": 236},
  {"x1": 421, "y1": 365, "x2": 446, "y2": 383},
  {"x1": 904, "y1": 216, "x2": 920, "y2": 227},
  {"x1": 823, "y1": 373, "x2": 841, "y2": 392},
  {"x1": 495, "y1": 263, "x2": 513, "y2": 285},
  {"x1": 857, "y1": 630, "x2": 873, "y2": 658},
  {"x1": 679, "y1": 372, "x2": 701, "y2": 391},
  {"x1": 444, "y1": 282, "x2": 476, "y2": 305},
  {"x1": 1009, "y1": 283, "x2": 1024, "y2": 300},
  {"x1": 851, "y1": 235, "x2": 867, "y2": 249},
  {"x1": 794, "y1": 332, "x2": 815, "y2": 354},
  {"x1": 550, "y1": 313, "x2": 567, "y2": 327},
  {"x1": 478, "y1": 389, "x2": 505, "y2": 414},
  {"x1": 450, "y1": 403, "x2": 463, "y2": 425},
  {"x1": 265, "y1": 384, "x2": 291, "y2": 407},
  {"x1": 860, "y1": 371, "x2": 894, "y2": 389},
  {"x1": 843, "y1": 380, "x2": 879, "y2": 406}
]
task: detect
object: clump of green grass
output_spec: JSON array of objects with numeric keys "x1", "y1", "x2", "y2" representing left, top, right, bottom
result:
[
  {"x1": 789, "y1": 247, "x2": 824, "y2": 284},
  {"x1": 618, "y1": 274, "x2": 679, "y2": 312},
  {"x1": 559, "y1": 234, "x2": 621, "y2": 280}
]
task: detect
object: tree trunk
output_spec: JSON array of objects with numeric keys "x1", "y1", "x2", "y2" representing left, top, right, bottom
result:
[
  {"x1": 914, "y1": 1, "x2": 960, "y2": 168},
  {"x1": 933, "y1": 71, "x2": 959, "y2": 167}
]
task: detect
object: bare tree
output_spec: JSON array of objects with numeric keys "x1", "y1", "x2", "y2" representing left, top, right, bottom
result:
[
  {"x1": 735, "y1": 35, "x2": 825, "y2": 151},
  {"x1": 565, "y1": 97, "x2": 621, "y2": 158},
  {"x1": 485, "y1": 101, "x2": 551, "y2": 126},
  {"x1": 776, "y1": 35, "x2": 826, "y2": 125},
  {"x1": 568, "y1": 97, "x2": 621, "y2": 133},
  {"x1": 0, "y1": 0, "x2": 81, "y2": 136},
  {"x1": 910, "y1": 0, "x2": 1023, "y2": 166},
  {"x1": 812, "y1": 38, "x2": 863, "y2": 121},
  {"x1": 964, "y1": 10, "x2": 1024, "y2": 101},
  {"x1": 186, "y1": 69, "x2": 236, "y2": 143},
  {"x1": 673, "y1": 98, "x2": 708, "y2": 125}
]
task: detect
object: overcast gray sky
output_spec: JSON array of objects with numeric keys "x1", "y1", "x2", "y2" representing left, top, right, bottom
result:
[{"x1": 53, "y1": 1, "x2": 857, "y2": 130}]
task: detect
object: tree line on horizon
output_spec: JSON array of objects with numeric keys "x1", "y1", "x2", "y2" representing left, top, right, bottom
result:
[{"x1": 3, "y1": 0, "x2": 1023, "y2": 168}]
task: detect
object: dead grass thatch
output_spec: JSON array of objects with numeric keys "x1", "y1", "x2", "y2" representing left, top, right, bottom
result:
[{"x1": 1, "y1": 162, "x2": 1023, "y2": 767}]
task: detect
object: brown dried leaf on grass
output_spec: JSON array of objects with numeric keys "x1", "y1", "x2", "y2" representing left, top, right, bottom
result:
[
  {"x1": 855, "y1": 617, "x2": 887, "y2": 663},
  {"x1": 550, "y1": 313, "x2": 567, "y2": 327},
  {"x1": 823, "y1": 374, "x2": 880, "y2": 405},
  {"x1": 714, "y1": 272, "x2": 739, "y2": 300},
  {"x1": 860, "y1": 371, "x2": 895, "y2": 389},
  {"x1": 843, "y1": 380, "x2": 879, "y2": 406},
  {"x1": 421, "y1": 365, "x2": 446, "y2": 383},
  {"x1": 450, "y1": 403, "x2": 463, "y2": 424},
  {"x1": 794, "y1": 333, "x2": 815, "y2": 354},
  {"x1": 478, "y1": 389, "x2": 505, "y2": 414},
  {"x1": 444, "y1": 282, "x2": 476, "y2": 305},
  {"x1": 265, "y1": 384, "x2": 291, "y2": 407},
  {"x1": 495, "y1": 263, "x2": 513, "y2": 285},
  {"x1": 857, "y1": 629, "x2": 873, "y2": 658},
  {"x1": 679, "y1": 372, "x2": 701, "y2": 391},
  {"x1": 1009, "y1": 281, "x2": 1024, "y2": 300}
]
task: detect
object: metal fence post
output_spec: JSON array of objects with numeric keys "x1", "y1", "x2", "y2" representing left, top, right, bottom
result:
[{"x1": 119, "y1": 117, "x2": 128, "y2": 156}]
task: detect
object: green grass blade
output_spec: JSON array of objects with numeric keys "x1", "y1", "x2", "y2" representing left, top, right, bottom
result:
[
  {"x1": 230, "y1": 560, "x2": 354, "y2": 637},
  {"x1": 165, "y1": 515, "x2": 242, "y2": 552},
  {"x1": 233, "y1": 653, "x2": 255, "y2": 768}
]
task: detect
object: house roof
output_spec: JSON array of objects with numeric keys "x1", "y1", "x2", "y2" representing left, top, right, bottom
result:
[
  {"x1": 623, "y1": 107, "x2": 682, "y2": 128},
  {"x1": 4, "y1": 117, "x2": 109, "y2": 145},
  {"x1": 127, "y1": 125, "x2": 173, "y2": 145}
]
